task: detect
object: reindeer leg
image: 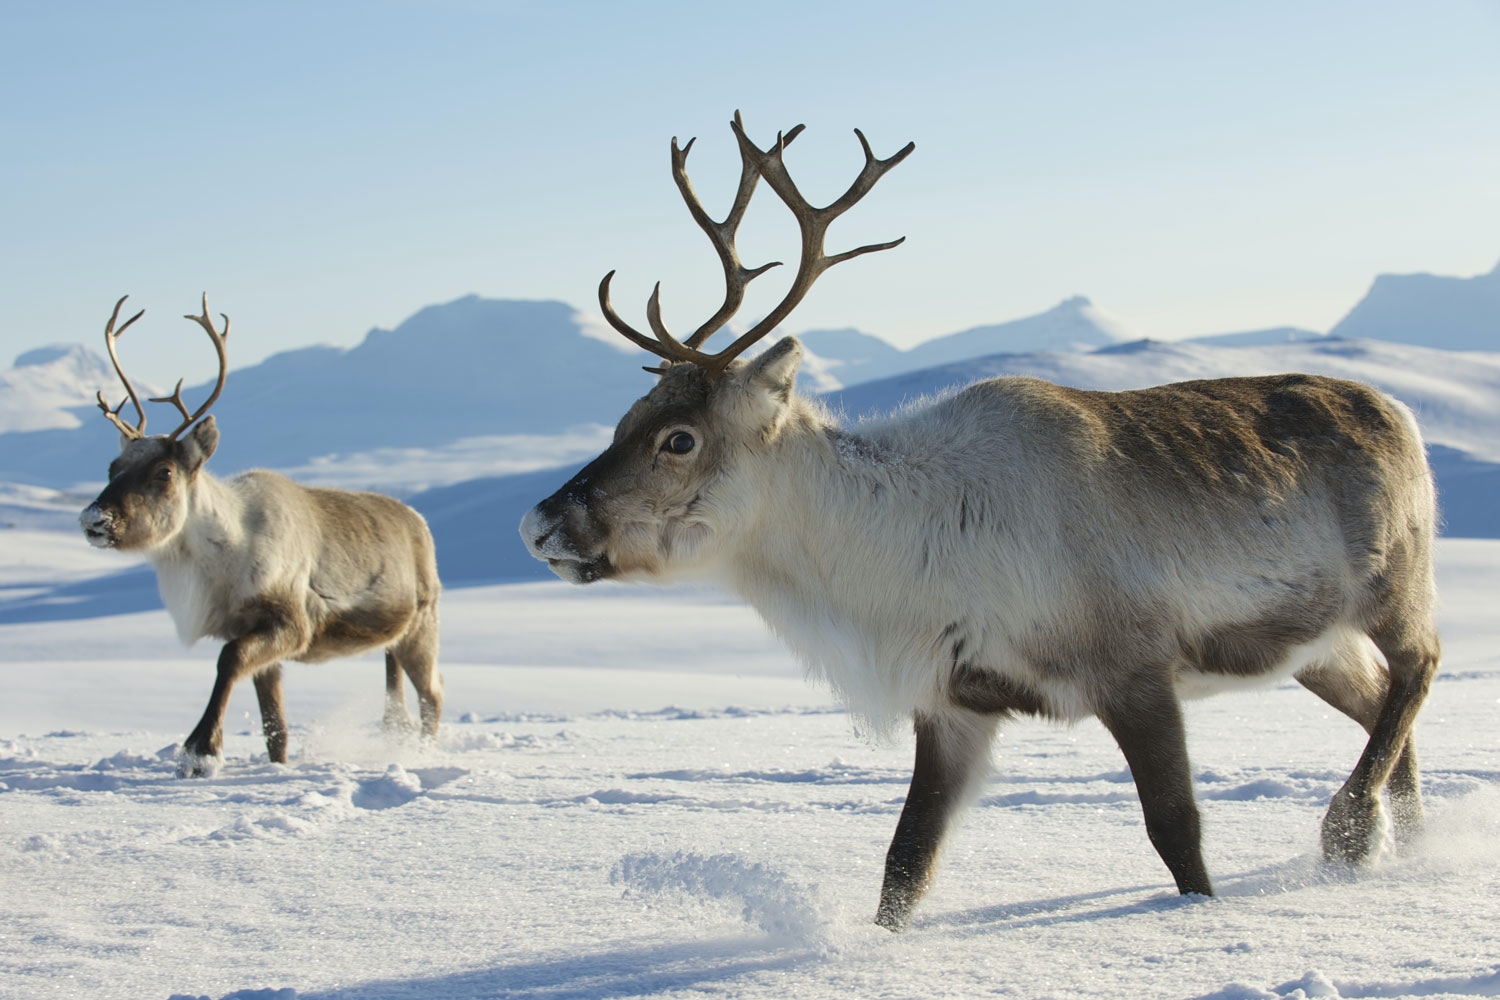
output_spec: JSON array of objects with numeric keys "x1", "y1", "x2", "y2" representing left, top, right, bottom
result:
[
  {"x1": 1322, "y1": 622, "x2": 1439, "y2": 862},
  {"x1": 382, "y1": 651, "x2": 413, "y2": 733},
  {"x1": 252, "y1": 664, "x2": 288, "y2": 765},
  {"x1": 877, "y1": 709, "x2": 998, "y2": 931},
  {"x1": 1297, "y1": 643, "x2": 1422, "y2": 841},
  {"x1": 392, "y1": 610, "x2": 443, "y2": 743},
  {"x1": 1097, "y1": 677, "x2": 1213, "y2": 896},
  {"x1": 179, "y1": 609, "x2": 307, "y2": 778}
]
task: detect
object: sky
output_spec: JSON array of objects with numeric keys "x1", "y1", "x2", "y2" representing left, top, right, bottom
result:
[{"x1": 2, "y1": 0, "x2": 1498, "y2": 383}]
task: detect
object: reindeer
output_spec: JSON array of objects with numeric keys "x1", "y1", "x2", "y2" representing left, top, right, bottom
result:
[
  {"x1": 80, "y1": 296, "x2": 443, "y2": 777},
  {"x1": 520, "y1": 113, "x2": 1441, "y2": 930}
]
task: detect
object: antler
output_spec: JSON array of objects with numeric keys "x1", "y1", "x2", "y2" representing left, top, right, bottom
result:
[
  {"x1": 598, "y1": 111, "x2": 914, "y2": 376},
  {"x1": 95, "y1": 295, "x2": 149, "y2": 439},
  {"x1": 148, "y1": 293, "x2": 231, "y2": 440}
]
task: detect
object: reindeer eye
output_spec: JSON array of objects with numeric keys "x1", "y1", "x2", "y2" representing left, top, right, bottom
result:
[
  {"x1": 154, "y1": 466, "x2": 173, "y2": 483},
  {"x1": 663, "y1": 431, "x2": 696, "y2": 455}
]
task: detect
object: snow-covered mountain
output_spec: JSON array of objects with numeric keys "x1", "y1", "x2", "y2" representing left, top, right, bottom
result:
[
  {"x1": 0, "y1": 293, "x2": 1137, "y2": 489},
  {"x1": 1330, "y1": 259, "x2": 1500, "y2": 349},
  {"x1": 900, "y1": 295, "x2": 1133, "y2": 368},
  {"x1": 798, "y1": 296, "x2": 1131, "y2": 387},
  {"x1": 0, "y1": 344, "x2": 160, "y2": 435},
  {"x1": 0, "y1": 297, "x2": 649, "y2": 488}
]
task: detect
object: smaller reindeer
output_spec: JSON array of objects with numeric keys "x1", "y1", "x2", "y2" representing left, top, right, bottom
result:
[{"x1": 80, "y1": 296, "x2": 442, "y2": 776}]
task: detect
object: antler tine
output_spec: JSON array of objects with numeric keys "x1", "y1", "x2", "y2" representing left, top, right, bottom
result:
[
  {"x1": 97, "y1": 294, "x2": 149, "y2": 439},
  {"x1": 149, "y1": 293, "x2": 231, "y2": 440},
  {"x1": 598, "y1": 270, "x2": 678, "y2": 363},
  {"x1": 694, "y1": 118, "x2": 914, "y2": 375},
  {"x1": 645, "y1": 283, "x2": 717, "y2": 366},
  {"x1": 674, "y1": 111, "x2": 803, "y2": 350}
]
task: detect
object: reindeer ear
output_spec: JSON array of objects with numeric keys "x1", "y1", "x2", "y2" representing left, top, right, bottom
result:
[
  {"x1": 180, "y1": 416, "x2": 219, "y2": 473},
  {"x1": 744, "y1": 336, "x2": 803, "y2": 401}
]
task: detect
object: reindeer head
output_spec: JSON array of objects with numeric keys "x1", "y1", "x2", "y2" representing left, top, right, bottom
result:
[
  {"x1": 80, "y1": 295, "x2": 229, "y2": 552},
  {"x1": 521, "y1": 112, "x2": 912, "y2": 584}
]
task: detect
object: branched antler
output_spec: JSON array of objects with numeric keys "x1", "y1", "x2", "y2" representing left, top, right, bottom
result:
[
  {"x1": 96, "y1": 295, "x2": 149, "y2": 439},
  {"x1": 149, "y1": 294, "x2": 230, "y2": 440},
  {"x1": 598, "y1": 111, "x2": 913, "y2": 376},
  {"x1": 94, "y1": 293, "x2": 231, "y2": 442}
]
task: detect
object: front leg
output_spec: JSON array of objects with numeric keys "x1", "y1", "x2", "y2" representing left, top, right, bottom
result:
[
  {"x1": 877, "y1": 709, "x2": 999, "y2": 931},
  {"x1": 180, "y1": 607, "x2": 307, "y2": 777}
]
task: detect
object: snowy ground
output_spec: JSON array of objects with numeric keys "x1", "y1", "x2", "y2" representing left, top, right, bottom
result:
[{"x1": 1, "y1": 532, "x2": 1497, "y2": 1000}]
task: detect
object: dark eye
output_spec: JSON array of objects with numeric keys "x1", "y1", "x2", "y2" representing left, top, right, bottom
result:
[
  {"x1": 154, "y1": 466, "x2": 173, "y2": 483},
  {"x1": 663, "y1": 431, "x2": 696, "y2": 455}
]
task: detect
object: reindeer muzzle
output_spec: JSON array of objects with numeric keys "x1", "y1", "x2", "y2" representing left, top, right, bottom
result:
[
  {"x1": 79, "y1": 503, "x2": 119, "y2": 549},
  {"x1": 519, "y1": 499, "x2": 614, "y2": 585}
]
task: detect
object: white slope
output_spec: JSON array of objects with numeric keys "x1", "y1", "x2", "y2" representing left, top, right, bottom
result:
[
  {"x1": 1187, "y1": 326, "x2": 1328, "y2": 347},
  {"x1": 797, "y1": 296, "x2": 1133, "y2": 389},
  {"x1": 903, "y1": 295, "x2": 1134, "y2": 367},
  {"x1": 0, "y1": 529, "x2": 1496, "y2": 1000},
  {"x1": 1330, "y1": 259, "x2": 1500, "y2": 350},
  {"x1": 0, "y1": 344, "x2": 160, "y2": 435}
]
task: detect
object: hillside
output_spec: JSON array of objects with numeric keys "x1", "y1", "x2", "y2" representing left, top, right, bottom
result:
[
  {"x1": 0, "y1": 298, "x2": 646, "y2": 488},
  {"x1": 1330, "y1": 260, "x2": 1500, "y2": 349},
  {"x1": 0, "y1": 344, "x2": 161, "y2": 435},
  {"x1": 0, "y1": 294, "x2": 1133, "y2": 489}
]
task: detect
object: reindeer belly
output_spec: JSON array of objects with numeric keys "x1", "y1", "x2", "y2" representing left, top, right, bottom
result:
[
  {"x1": 296, "y1": 600, "x2": 418, "y2": 663},
  {"x1": 1173, "y1": 623, "x2": 1358, "y2": 699}
]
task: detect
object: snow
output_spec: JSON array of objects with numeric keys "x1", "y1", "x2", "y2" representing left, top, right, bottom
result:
[
  {"x1": 1, "y1": 527, "x2": 1496, "y2": 1000},
  {"x1": 0, "y1": 344, "x2": 160, "y2": 436}
]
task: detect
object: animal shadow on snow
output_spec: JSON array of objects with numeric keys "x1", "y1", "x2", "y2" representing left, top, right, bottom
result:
[
  {"x1": 289, "y1": 937, "x2": 819, "y2": 1000},
  {"x1": 925, "y1": 881, "x2": 1191, "y2": 938},
  {"x1": 929, "y1": 849, "x2": 1392, "y2": 939}
]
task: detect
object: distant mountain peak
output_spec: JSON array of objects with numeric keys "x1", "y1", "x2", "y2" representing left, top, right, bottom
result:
[
  {"x1": 15, "y1": 344, "x2": 94, "y2": 368},
  {"x1": 1, "y1": 342, "x2": 149, "y2": 435},
  {"x1": 1329, "y1": 259, "x2": 1500, "y2": 350}
]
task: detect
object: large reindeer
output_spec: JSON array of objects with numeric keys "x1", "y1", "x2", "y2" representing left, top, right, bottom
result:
[
  {"x1": 80, "y1": 296, "x2": 443, "y2": 777},
  {"x1": 520, "y1": 114, "x2": 1441, "y2": 930}
]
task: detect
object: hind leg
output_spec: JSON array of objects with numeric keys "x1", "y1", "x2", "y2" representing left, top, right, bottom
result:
[
  {"x1": 1318, "y1": 619, "x2": 1439, "y2": 863},
  {"x1": 382, "y1": 652, "x2": 414, "y2": 733},
  {"x1": 391, "y1": 610, "x2": 442, "y2": 742},
  {"x1": 253, "y1": 663, "x2": 289, "y2": 764},
  {"x1": 1296, "y1": 637, "x2": 1421, "y2": 840}
]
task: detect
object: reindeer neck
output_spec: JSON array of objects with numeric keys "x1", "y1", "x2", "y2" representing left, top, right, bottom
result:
[
  {"x1": 731, "y1": 406, "x2": 938, "y2": 605},
  {"x1": 149, "y1": 468, "x2": 244, "y2": 567}
]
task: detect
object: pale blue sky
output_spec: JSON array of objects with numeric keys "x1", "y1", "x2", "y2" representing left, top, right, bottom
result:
[{"x1": 3, "y1": 1, "x2": 1497, "y2": 382}]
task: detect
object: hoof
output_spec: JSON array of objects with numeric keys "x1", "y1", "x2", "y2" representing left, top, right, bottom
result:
[
  {"x1": 1321, "y1": 791, "x2": 1391, "y2": 864},
  {"x1": 874, "y1": 899, "x2": 913, "y2": 933},
  {"x1": 176, "y1": 749, "x2": 223, "y2": 779}
]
